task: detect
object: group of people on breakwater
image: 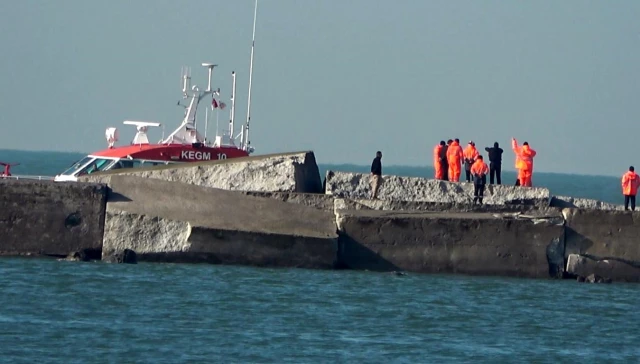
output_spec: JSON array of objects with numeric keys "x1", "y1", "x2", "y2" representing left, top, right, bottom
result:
[
  {"x1": 368, "y1": 138, "x2": 537, "y2": 205},
  {"x1": 369, "y1": 143, "x2": 640, "y2": 211},
  {"x1": 431, "y1": 138, "x2": 536, "y2": 188}
]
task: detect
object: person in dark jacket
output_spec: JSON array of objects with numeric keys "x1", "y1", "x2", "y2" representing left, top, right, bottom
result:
[
  {"x1": 484, "y1": 142, "x2": 504, "y2": 185},
  {"x1": 440, "y1": 139, "x2": 452, "y2": 181},
  {"x1": 370, "y1": 151, "x2": 382, "y2": 199}
]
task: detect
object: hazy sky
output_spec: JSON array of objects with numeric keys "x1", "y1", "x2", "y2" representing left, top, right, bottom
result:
[{"x1": 1, "y1": 0, "x2": 639, "y2": 176}]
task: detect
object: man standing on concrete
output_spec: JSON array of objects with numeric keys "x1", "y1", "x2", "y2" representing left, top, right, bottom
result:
[
  {"x1": 621, "y1": 166, "x2": 640, "y2": 211},
  {"x1": 370, "y1": 151, "x2": 382, "y2": 199},
  {"x1": 470, "y1": 155, "x2": 489, "y2": 205},
  {"x1": 463, "y1": 141, "x2": 479, "y2": 182},
  {"x1": 484, "y1": 142, "x2": 504, "y2": 185},
  {"x1": 441, "y1": 140, "x2": 452, "y2": 181}
]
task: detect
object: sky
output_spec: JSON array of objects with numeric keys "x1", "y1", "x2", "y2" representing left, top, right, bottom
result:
[{"x1": 1, "y1": 0, "x2": 639, "y2": 176}]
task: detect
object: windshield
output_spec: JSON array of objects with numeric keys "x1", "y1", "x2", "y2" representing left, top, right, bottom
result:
[
  {"x1": 61, "y1": 157, "x2": 93, "y2": 176},
  {"x1": 76, "y1": 158, "x2": 115, "y2": 176}
]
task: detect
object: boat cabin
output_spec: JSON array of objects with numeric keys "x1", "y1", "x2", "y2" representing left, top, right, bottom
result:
[{"x1": 54, "y1": 155, "x2": 180, "y2": 182}]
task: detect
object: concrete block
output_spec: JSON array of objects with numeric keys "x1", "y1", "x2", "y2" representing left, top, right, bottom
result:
[
  {"x1": 333, "y1": 198, "x2": 558, "y2": 215},
  {"x1": 101, "y1": 175, "x2": 337, "y2": 268},
  {"x1": 242, "y1": 191, "x2": 335, "y2": 212},
  {"x1": 550, "y1": 196, "x2": 623, "y2": 211},
  {"x1": 335, "y1": 209, "x2": 565, "y2": 278},
  {"x1": 0, "y1": 179, "x2": 106, "y2": 257},
  {"x1": 563, "y1": 208, "x2": 640, "y2": 262},
  {"x1": 566, "y1": 254, "x2": 640, "y2": 282},
  {"x1": 80, "y1": 151, "x2": 323, "y2": 193},
  {"x1": 325, "y1": 171, "x2": 550, "y2": 207}
]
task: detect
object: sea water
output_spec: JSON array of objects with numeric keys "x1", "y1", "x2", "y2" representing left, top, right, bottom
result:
[
  {"x1": 0, "y1": 259, "x2": 638, "y2": 362},
  {"x1": 0, "y1": 149, "x2": 636, "y2": 362}
]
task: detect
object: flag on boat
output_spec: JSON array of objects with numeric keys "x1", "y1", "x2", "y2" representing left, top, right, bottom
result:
[
  {"x1": 219, "y1": 101, "x2": 226, "y2": 110},
  {"x1": 211, "y1": 98, "x2": 218, "y2": 109}
]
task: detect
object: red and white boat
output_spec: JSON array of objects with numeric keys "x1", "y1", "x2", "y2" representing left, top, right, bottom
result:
[{"x1": 54, "y1": 1, "x2": 260, "y2": 182}]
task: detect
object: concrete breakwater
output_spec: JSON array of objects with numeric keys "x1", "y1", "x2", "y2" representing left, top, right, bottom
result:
[{"x1": 1, "y1": 151, "x2": 639, "y2": 282}]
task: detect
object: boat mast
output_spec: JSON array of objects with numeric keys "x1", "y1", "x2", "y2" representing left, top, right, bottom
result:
[
  {"x1": 242, "y1": 0, "x2": 258, "y2": 153},
  {"x1": 229, "y1": 71, "x2": 236, "y2": 143}
]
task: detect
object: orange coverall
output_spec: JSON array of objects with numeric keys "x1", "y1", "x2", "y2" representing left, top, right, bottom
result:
[
  {"x1": 433, "y1": 144, "x2": 443, "y2": 179},
  {"x1": 511, "y1": 138, "x2": 537, "y2": 187},
  {"x1": 622, "y1": 171, "x2": 640, "y2": 196},
  {"x1": 463, "y1": 144, "x2": 479, "y2": 182},
  {"x1": 446, "y1": 140, "x2": 464, "y2": 182}
]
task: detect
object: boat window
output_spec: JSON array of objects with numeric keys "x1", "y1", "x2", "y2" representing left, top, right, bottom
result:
[
  {"x1": 106, "y1": 160, "x2": 143, "y2": 170},
  {"x1": 61, "y1": 157, "x2": 93, "y2": 175},
  {"x1": 76, "y1": 158, "x2": 114, "y2": 176}
]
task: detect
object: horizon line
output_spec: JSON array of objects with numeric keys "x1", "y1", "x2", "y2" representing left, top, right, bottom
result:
[{"x1": 0, "y1": 148, "x2": 620, "y2": 179}]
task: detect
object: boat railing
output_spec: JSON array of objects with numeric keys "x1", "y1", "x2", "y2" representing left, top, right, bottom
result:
[{"x1": 0, "y1": 175, "x2": 55, "y2": 181}]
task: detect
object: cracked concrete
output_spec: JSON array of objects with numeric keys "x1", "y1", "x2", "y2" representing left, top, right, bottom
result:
[{"x1": 566, "y1": 254, "x2": 640, "y2": 282}]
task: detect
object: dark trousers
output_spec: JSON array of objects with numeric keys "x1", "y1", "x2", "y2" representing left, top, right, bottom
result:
[
  {"x1": 624, "y1": 195, "x2": 636, "y2": 211},
  {"x1": 490, "y1": 163, "x2": 501, "y2": 185},
  {"x1": 473, "y1": 175, "x2": 486, "y2": 204},
  {"x1": 442, "y1": 162, "x2": 449, "y2": 181},
  {"x1": 465, "y1": 169, "x2": 472, "y2": 182}
]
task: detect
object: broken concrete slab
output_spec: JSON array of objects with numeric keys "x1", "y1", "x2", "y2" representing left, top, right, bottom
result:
[
  {"x1": 80, "y1": 151, "x2": 323, "y2": 193},
  {"x1": 566, "y1": 254, "x2": 640, "y2": 283},
  {"x1": 550, "y1": 196, "x2": 623, "y2": 211},
  {"x1": 333, "y1": 198, "x2": 558, "y2": 215},
  {"x1": 563, "y1": 208, "x2": 640, "y2": 262},
  {"x1": 242, "y1": 191, "x2": 335, "y2": 212},
  {"x1": 335, "y1": 209, "x2": 565, "y2": 278},
  {"x1": 101, "y1": 175, "x2": 337, "y2": 268},
  {"x1": 325, "y1": 171, "x2": 550, "y2": 207},
  {"x1": 0, "y1": 179, "x2": 106, "y2": 257}
]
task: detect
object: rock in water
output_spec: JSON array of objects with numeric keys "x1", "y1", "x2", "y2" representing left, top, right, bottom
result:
[
  {"x1": 584, "y1": 274, "x2": 612, "y2": 284},
  {"x1": 103, "y1": 249, "x2": 137, "y2": 264}
]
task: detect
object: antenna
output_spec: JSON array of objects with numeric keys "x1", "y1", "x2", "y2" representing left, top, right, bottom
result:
[
  {"x1": 229, "y1": 71, "x2": 236, "y2": 141},
  {"x1": 242, "y1": 0, "x2": 258, "y2": 153},
  {"x1": 201, "y1": 63, "x2": 217, "y2": 92},
  {"x1": 181, "y1": 66, "x2": 191, "y2": 97}
]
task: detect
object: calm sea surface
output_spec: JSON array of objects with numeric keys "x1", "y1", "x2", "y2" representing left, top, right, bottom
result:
[
  {"x1": 0, "y1": 149, "x2": 637, "y2": 362},
  {"x1": 0, "y1": 258, "x2": 639, "y2": 363}
]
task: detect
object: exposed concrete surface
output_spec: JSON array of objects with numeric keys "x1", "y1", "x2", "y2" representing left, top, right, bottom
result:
[
  {"x1": 325, "y1": 171, "x2": 550, "y2": 206},
  {"x1": 550, "y1": 196, "x2": 623, "y2": 211},
  {"x1": 102, "y1": 175, "x2": 337, "y2": 268},
  {"x1": 335, "y1": 209, "x2": 565, "y2": 278},
  {"x1": 0, "y1": 179, "x2": 106, "y2": 257},
  {"x1": 333, "y1": 198, "x2": 559, "y2": 215},
  {"x1": 563, "y1": 209, "x2": 640, "y2": 260},
  {"x1": 80, "y1": 151, "x2": 323, "y2": 193},
  {"x1": 242, "y1": 191, "x2": 335, "y2": 212},
  {"x1": 566, "y1": 254, "x2": 640, "y2": 283}
]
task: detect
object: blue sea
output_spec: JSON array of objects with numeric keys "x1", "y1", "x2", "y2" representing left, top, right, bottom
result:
[{"x1": 1, "y1": 148, "x2": 637, "y2": 362}]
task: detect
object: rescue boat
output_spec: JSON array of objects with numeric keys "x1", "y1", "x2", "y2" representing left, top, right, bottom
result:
[{"x1": 54, "y1": 1, "x2": 261, "y2": 182}]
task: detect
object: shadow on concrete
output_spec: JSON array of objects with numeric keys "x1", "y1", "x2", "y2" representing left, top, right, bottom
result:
[
  {"x1": 107, "y1": 191, "x2": 132, "y2": 202},
  {"x1": 564, "y1": 226, "x2": 594, "y2": 254},
  {"x1": 335, "y1": 233, "x2": 401, "y2": 272}
]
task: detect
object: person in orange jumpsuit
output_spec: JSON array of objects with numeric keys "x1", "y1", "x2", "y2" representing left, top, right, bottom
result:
[
  {"x1": 433, "y1": 141, "x2": 446, "y2": 180},
  {"x1": 463, "y1": 141, "x2": 479, "y2": 182},
  {"x1": 511, "y1": 138, "x2": 537, "y2": 187},
  {"x1": 446, "y1": 138, "x2": 464, "y2": 182},
  {"x1": 622, "y1": 166, "x2": 640, "y2": 211},
  {"x1": 470, "y1": 155, "x2": 489, "y2": 205}
]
